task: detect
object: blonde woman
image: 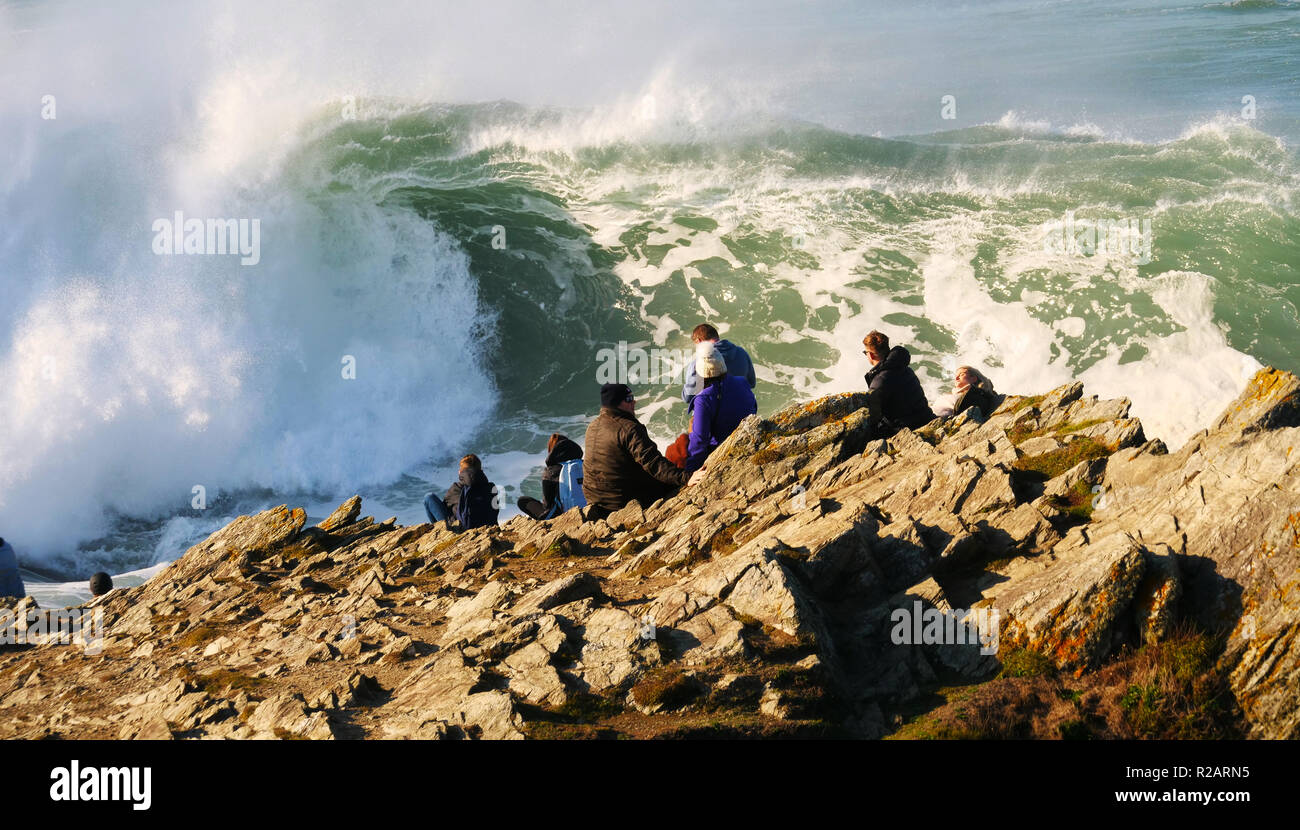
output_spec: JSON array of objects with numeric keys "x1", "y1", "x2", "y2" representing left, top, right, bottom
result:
[{"x1": 935, "y1": 366, "x2": 998, "y2": 418}]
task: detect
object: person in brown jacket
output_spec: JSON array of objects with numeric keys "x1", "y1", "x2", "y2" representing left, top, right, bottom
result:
[{"x1": 583, "y1": 383, "x2": 690, "y2": 520}]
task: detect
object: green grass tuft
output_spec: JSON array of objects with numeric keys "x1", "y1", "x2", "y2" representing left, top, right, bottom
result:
[
  {"x1": 1119, "y1": 630, "x2": 1237, "y2": 739},
  {"x1": 629, "y1": 667, "x2": 701, "y2": 710},
  {"x1": 1046, "y1": 478, "x2": 1099, "y2": 523},
  {"x1": 1013, "y1": 437, "x2": 1112, "y2": 480},
  {"x1": 998, "y1": 648, "x2": 1056, "y2": 679}
]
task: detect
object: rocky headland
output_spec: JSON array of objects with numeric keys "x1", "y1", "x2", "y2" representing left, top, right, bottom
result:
[{"x1": 2, "y1": 369, "x2": 1297, "y2": 740}]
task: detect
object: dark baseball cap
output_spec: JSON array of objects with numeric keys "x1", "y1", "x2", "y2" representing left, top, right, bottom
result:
[{"x1": 600, "y1": 383, "x2": 634, "y2": 408}]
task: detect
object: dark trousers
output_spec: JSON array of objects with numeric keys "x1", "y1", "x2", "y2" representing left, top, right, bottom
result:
[{"x1": 517, "y1": 496, "x2": 554, "y2": 520}]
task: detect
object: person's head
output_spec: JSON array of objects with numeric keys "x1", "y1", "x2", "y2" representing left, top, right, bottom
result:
[
  {"x1": 695, "y1": 341, "x2": 728, "y2": 382},
  {"x1": 459, "y1": 454, "x2": 482, "y2": 472},
  {"x1": 692, "y1": 323, "x2": 720, "y2": 344},
  {"x1": 547, "y1": 433, "x2": 567, "y2": 453},
  {"x1": 600, "y1": 382, "x2": 636, "y2": 413},
  {"x1": 956, "y1": 366, "x2": 989, "y2": 390},
  {"x1": 89, "y1": 572, "x2": 113, "y2": 597},
  {"x1": 863, "y1": 330, "x2": 889, "y2": 365}
]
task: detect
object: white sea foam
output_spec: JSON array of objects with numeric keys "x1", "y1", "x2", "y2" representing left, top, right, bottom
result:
[
  {"x1": 916, "y1": 219, "x2": 1254, "y2": 449},
  {"x1": 0, "y1": 5, "x2": 500, "y2": 561},
  {"x1": 563, "y1": 148, "x2": 1262, "y2": 455},
  {"x1": 1079, "y1": 272, "x2": 1260, "y2": 448}
]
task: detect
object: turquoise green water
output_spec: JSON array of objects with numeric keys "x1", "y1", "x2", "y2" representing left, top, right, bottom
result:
[{"x1": 290, "y1": 103, "x2": 1298, "y2": 447}]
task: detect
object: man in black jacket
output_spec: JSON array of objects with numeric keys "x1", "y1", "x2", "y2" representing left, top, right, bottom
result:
[
  {"x1": 583, "y1": 383, "x2": 691, "y2": 520},
  {"x1": 863, "y1": 330, "x2": 935, "y2": 438}
]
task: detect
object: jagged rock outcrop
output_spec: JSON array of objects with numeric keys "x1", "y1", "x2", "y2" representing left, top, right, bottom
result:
[{"x1": 2, "y1": 370, "x2": 1297, "y2": 739}]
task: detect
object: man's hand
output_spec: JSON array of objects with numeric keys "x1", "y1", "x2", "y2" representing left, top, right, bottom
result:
[{"x1": 688, "y1": 468, "x2": 707, "y2": 487}]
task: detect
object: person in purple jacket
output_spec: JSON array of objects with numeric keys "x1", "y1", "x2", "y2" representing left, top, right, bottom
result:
[
  {"x1": 681, "y1": 323, "x2": 757, "y2": 409},
  {"x1": 684, "y1": 341, "x2": 758, "y2": 474}
]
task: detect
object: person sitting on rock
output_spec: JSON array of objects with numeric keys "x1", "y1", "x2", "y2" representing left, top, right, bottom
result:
[
  {"x1": 863, "y1": 330, "x2": 935, "y2": 438},
  {"x1": 681, "y1": 323, "x2": 757, "y2": 409},
  {"x1": 935, "y1": 365, "x2": 998, "y2": 419},
  {"x1": 583, "y1": 383, "x2": 691, "y2": 522},
  {"x1": 517, "y1": 433, "x2": 586, "y2": 520},
  {"x1": 685, "y1": 341, "x2": 758, "y2": 473},
  {"x1": 424, "y1": 454, "x2": 499, "y2": 530},
  {"x1": 0, "y1": 537, "x2": 25, "y2": 599}
]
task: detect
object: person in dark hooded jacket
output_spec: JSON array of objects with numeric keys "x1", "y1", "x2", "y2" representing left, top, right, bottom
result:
[
  {"x1": 518, "y1": 433, "x2": 584, "y2": 519},
  {"x1": 424, "y1": 454, "x2": 499, "y2": 530},
  {"x1": 0, "y1": 537, "x2": 25, "y2": 599},
  {"x1": 863, "y1": 330, "x2": 935, "y2": 437}
]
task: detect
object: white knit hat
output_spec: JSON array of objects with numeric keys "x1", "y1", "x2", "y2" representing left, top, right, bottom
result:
[{"x1": 695, "y1": 341, "x2": 728, "y2": 379}]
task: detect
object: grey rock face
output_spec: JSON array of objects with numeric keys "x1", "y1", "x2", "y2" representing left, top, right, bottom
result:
[{"x1": 5, "y1": 370, "x2": 1297, "y2": 740}]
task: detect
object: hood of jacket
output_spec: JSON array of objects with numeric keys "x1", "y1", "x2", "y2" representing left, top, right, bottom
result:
[
  {"x1": 542, "y1": 436, "x2": 584, "y2": 482},
  {"x1": 881, "y1": 345, "x2": 911, "y2": 370},
  {"x1": 544, "y1": 436, "x2": 584, "y2": 467},
  {"x1": 865, "y1": 345, "x2": 909, "y2": 380},
  {"x1": 715, "y1": 340, "x2": 749, "y2": 371},
  {"x1": 458, "y1": 467, "x2": 491, "y2": 490}
]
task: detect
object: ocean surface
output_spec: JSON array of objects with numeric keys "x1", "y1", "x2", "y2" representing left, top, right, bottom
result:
[{"x1": 1, "y1": 0, "x2": 1297, "y2": 603}]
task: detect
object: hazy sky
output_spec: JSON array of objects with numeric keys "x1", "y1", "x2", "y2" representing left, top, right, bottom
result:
[{"x1": 3, "y1": 0, "x2": 1297, "y2": 142}]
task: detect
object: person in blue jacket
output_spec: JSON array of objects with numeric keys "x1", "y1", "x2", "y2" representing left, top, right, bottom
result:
[
  {"x1": 0, "y1": 537, "x2": 26, "y2": 599},
  {"x1": 682, "y1": 323, "x2": 756, "y2": 408},
  {"x1": 685, "y1": 341, "x2": 758, "y2": 473}
]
